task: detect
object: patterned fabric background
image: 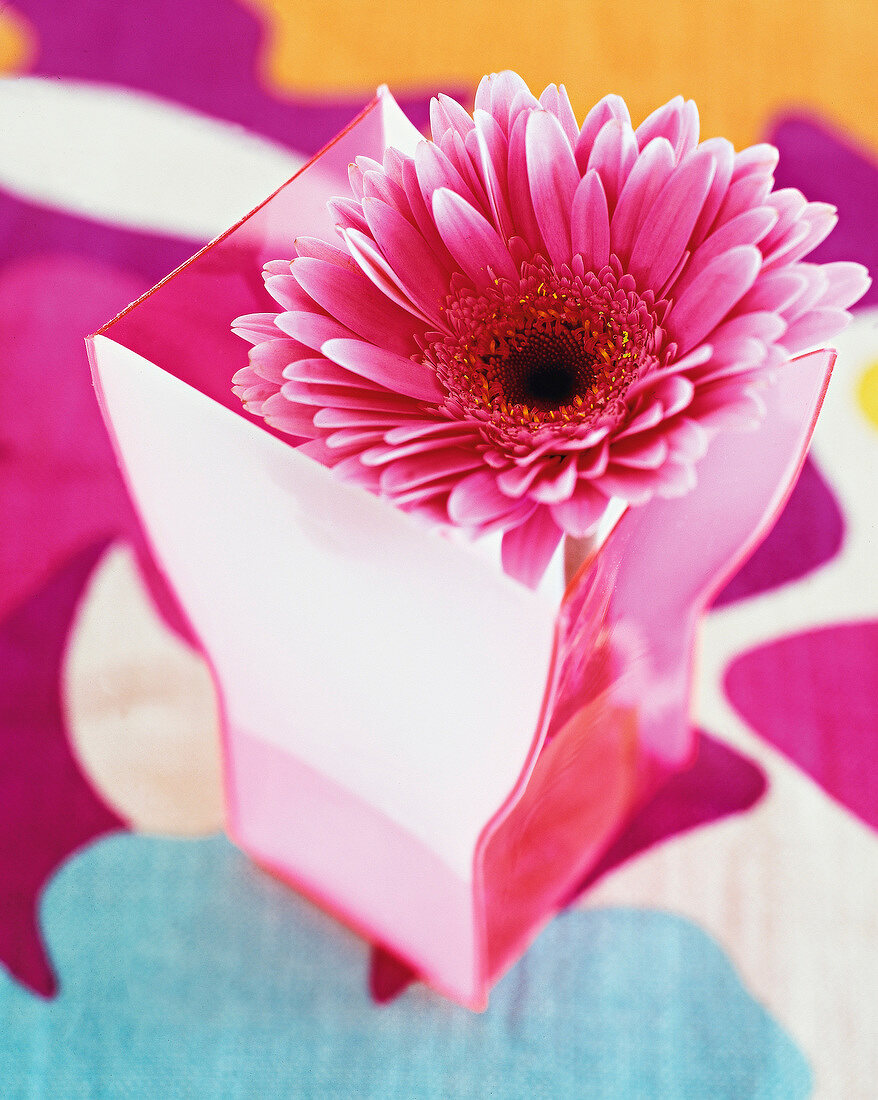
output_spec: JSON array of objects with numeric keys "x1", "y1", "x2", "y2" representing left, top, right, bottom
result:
[{"x1": 0, "y1": 2, "x2": 876, "y2": 1096}]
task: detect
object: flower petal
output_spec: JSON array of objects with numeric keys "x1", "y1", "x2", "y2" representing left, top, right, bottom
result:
[
  {"x1": 663, "y1": 417, "x2": 709, "y2": 464},
  {"x1": 280, "y1": 379, "x2": 418, "y2": 413},
  {"x1": 550, "y1": 480, "x2": 608, "y2": 537},
  {"x1": 385, "y1": 451, "x2": 484, "y2": 496},
  {"x1": 347, "y1": 161, "x2": 366, "y2": 200},
  {"x1": 616, "y1": 401, "x2": 665, "y2": 439},
  {"x1": 232, "y1": 312, "x2": 284, "y2": 345},
  {"x1": 574, "y1": 439, "x2": 610, "y2": 478},
  {"x1": 275, "y1": 310, "x2": 355, "y2": 350},
  {"x1": 732, "y1": 143, "x2": 779, "y2": 180},
  {"x1": 501, "y1": 508, "x2": 564, "y2": 588},
  {"x1": 448, "y1": 468, "x2": 523, "y2": 524},
  {"x1": 259, "y1": 394, "x2": 320, "y2": 438},
  {"x1": 384, "y1": 419, "x2": 478, "y2": 445},
  {"x1": 263, "y1": 273, "x2": 315, "y2": 312},
  {"x1": 635, "y1": 96, "x2": 685, "y2": 152},
  {"x1": 283, "y1": 356, "x2": 382, "y2": 389},
  {"x1": 599, "y1": 460, "x2": 694, "y2": 503},
  {"x1": 812, "y1": 262, "x2": 871, "y2": 310},
  {"x1": 321, "y1": 338, "x2": 444, "y2": 403},
  {"x1": 246, "y1": 338, "x2": 304, "y2": 384},
  {"x1": 390, "y1": 478, "x2": 462, "y2": 509},
  {"x1": 293, "y1": 236, "x2": 358, "y2": 268},
  {"x1": 415, "y1": 138, "x2": 483, "y2": 220},
  {"x1": 528, "y1": 457, "x2": 579, "y2": 503},
  {"x1": 526, "y1": 109, "x2": 580, "y2": 268},
  {"x1": 668, "y1": 245, "x2": 762, "y2": 354},
  {"x1": 575, "y1": 94, "x2": 631, "y2": 172},
  {"x1": 507, "y1": 110, "x2": 543, "y2": 252},
  {"x1": 690, "y1": 137, "x2": 735, "y2": 245},
  {"x1": 324, "y1": 427, "x2": 387, "y2": 452},
  {"x1": 362, "y1": 197, "x2": 453, "y2": 321},
  {"x1": 610, "y1": 435, "x2": 670, "y2": 469},
  {"x1": 263, "y1": 258, "x2": 293, "y2": 277},
  {"x1": 691, "y1": 340, "x2": 771, "y2": 386},
  {"x1": 628, "y1": 145, "x2": 717, "y2": 291},
  {"x1": 571, "y1": 170, "x2": 610, "y2": 271},
  {"x1": 759, "y1": 188, "x2": 807, "y2": 252},
  {"x1": 627, "y1": 342, "x2": 715, "y2": 395},
  {"x1": 341, "y1": 226, "x2": 447, "y2": 333},
  {"x1": 610, "y1": 136, "x2": 675, "y2": 263},
  {"x1": 328, "y1": 197, "x2": 369, "y2": 235},
  {"x1": 709, "y1": 311, "x2": 787, "y2": 356},
  {"x1": 674, "y1": 206, "x2": 779, "y2": 298},
  {"x1": 652, "y1": 373, "x2": 696, "y2": 418},
  {"x1": 496, "y1": 461, "x2": 544, "y2": 498},
  {"x1": 676, "y1": 100, "x2": 701, "y2": 159},
  {"x1": 686, "y1": 381, "x2": 766, "y2": 431},
  {"x1": 291, "y1": 257, "x2": 420, "y2": 355},
  {"x1": 475, "y1": 70, "x2": 538, "y2": 133},
  {"x1": 432, "y1": 188, "x2": 518, "y2": 285},
  {"x1": 472, "y1": 108, "x2": 513, "y2": 239},
  {"x1": 232, "y1": 367, "x2": 274, "y2": 405},
  {"x1": 765, "y1": 203, "x2": 838, "y2": 269},
  {"x1": 714, "y1": 171, "x2": 774, "y2": 227},
  {"x1": 539, "y1": 83, "x2": 579, "y2": 145},
  {"x1": 430, "y1": 92, "x2": 475, "y2": 142},
  {"x1": 401, "y1": 156, "x2": 456, "y2": 269},
  {"x1": 586, "y1": 118, "x2": 638, "y2": 212},
  {"x1": 312, "y1": 407, "x2": 423, "y2": 430},
  {"x1": 781, "y1": 308, "x2": 851, "y2": 353},
  {"x1": 360, "y1": 428, "x2": 483, "y2": 466},
  {"x1": 362, "y1": 167, "x2": 409, "y2": 212}
]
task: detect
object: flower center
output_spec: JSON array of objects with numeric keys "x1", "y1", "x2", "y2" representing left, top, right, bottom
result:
[
  {"x1": 425, "y1": 259, "x2": 663, "y2": 440},
  {"x1": 492, "y1": 328, "x2": 592, "y2": 409}
]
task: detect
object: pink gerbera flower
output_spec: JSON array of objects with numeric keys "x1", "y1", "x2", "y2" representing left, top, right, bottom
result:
[{"x1": 232, "y1": 71, "x2": 869, "y2": 585}]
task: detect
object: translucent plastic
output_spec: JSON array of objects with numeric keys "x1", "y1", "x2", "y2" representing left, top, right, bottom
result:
[{"x1": 88, "y1": 90, "x2": 833, "y2": 1008}]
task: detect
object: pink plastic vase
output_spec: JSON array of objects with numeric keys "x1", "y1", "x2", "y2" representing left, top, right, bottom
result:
[{"x1": 87, "y1": 89, "x2": 833, "y2": 1009}]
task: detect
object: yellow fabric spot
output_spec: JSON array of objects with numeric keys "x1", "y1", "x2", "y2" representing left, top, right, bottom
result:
[
  {"x1": 856, "y1": 360, "x2": 878, "y2": 432},
  {"x1": 0, "y1": 7, "x2": 35, "y2": 74},
  {"x1": 242, "y1": 0, "x2": 877, "y2": 153}
]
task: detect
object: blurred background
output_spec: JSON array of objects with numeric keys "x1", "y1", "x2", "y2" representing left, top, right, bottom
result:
[
  {"x1": 244, "y1": 0, "x2": 877, "y2": 150},
  {"x1": 1, "y1": 1, "x2": 876, "y2": 1097}
]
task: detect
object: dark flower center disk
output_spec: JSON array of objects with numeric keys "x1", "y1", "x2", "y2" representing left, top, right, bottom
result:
[
  {"x1": 493, "y1": 329, "x2": 596, "y2": 411},
  {"x1": 428, "y1": 261, "x2": 657, "y2": 433}
]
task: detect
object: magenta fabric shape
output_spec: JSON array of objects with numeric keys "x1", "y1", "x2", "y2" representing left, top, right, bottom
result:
[
  {"x1": 232, "y1": 71, "x2": 868, "y2": 585},
  {"x1": 725, "y1": 624, "x2": 878, "y2": 832},
  {"x1": 88, "y1": 85, "x2": 840, "y2": 1008},
  {"x1": 0, "y1": 540, "x2": 124, "y2": 997}
]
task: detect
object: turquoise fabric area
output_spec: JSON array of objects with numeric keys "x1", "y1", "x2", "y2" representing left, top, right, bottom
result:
[{"x1": 0, "y1": 834, "x2": 810, "y2": 1098}]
